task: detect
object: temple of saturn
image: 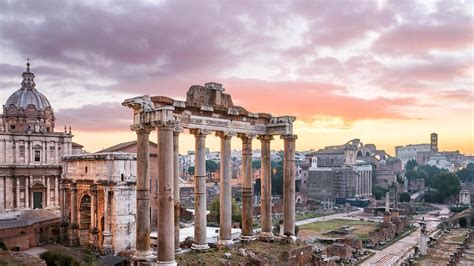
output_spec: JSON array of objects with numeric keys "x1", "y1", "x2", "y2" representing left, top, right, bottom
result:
[{"x1": 123, "y1": 82, "x2": 297, "y2": 265}]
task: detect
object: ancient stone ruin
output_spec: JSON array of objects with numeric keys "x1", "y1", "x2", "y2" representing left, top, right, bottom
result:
[{"x1": 123, "y1": 82, "x2": 297, "y2": 265}]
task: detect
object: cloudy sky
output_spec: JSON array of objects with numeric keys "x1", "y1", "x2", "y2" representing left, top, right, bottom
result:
[{"x1": 0, "y1": 0, "x2": 473, "y2": 154}]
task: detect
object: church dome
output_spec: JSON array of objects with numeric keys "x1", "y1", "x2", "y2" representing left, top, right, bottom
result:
[
  {"x1": 4, "y1": 63, "x2": 51, "y2": 110},
  {"x1": 5, "y1": 86, "x2": 51, "y2": 110},
  {"x1": 2, "y1": 62, "x2": 55, "y2": 133}
]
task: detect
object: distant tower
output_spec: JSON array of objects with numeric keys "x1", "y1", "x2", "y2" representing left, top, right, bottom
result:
[{"x1": 430, "y1": 133, "x2": 438, "y2": 153}]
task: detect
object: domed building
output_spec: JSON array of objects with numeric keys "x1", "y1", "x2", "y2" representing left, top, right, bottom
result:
[{"x1": 0, "y1": 62, "x2": 73, "y2": 212}]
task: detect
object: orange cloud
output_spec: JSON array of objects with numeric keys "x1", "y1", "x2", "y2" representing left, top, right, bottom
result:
[{"x1": 225, "y1": 78, "x2": 415, "y2": 122}]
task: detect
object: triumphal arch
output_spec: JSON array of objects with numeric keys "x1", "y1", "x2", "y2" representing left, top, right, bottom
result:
[{"x1": 123, "y1": 82, "x2": 297, "y2": 265}]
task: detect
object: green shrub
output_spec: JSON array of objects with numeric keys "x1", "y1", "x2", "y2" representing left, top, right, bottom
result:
[
  {"x1": 0, "y1": 241, "x2": 6, "y2": 250},
  {"x1": 40, "y1": 251, "x2": 80, "y2": 266}
]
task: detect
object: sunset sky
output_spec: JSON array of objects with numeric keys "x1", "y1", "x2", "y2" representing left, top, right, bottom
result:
[{"x1": 0, "y1": 0, "x2": 472, "y2": 155}]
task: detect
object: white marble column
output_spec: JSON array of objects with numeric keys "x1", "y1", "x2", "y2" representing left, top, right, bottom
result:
[
  {"x1": 239, "y1": 134, "x2": 254, "y2": 240},
  {"x1": 55, "y1": 141, "x2": 59, "y2": 164},
  {"x1": 25, "y1": 177, "x2": 29, "y2": 209},
  {"x1": 0, "y1": 139, "x2": 5, "y2": 164},
  {"x1": 55, "y1": 176, "x2": 59, "y2": 207},
  {"x1": 46, "y1": 176, "x2": 50, "y2": 208},
  {"x1": 173, "y1": 129, "x2": 183, "y2": 253},
  {"x1": 190, "y1": 129, "x2": 210, "y2": 251},
  {"x1": 133, "y1": 125, "x2": 154, "y2": 262},
  {"x1": 16, "y1": 177, "x2": 20, "y2": 209},
  {"x1": 258, "y1": 135, "x2": 273, "y2": 239},
  {"x1": 281, "y1": 135, "x2": 297, "y2": 239},
  {"x1": 42, "y1": 141, "x2": 46, "y2": 164},
  {"x1": 0, "y1": 177, "x2": 4, "y2": 211},
  {"x1": 156, "y1": 124, "x2": 176, "y2": 265},
  {"x1": 5, "y1": 140, "x2": 12, "y2": 164},
  {"x1": 217, "y1": 131, "x2": 235, "y2": 246}
]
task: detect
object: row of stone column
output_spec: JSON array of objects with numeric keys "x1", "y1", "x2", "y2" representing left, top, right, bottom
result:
[
  {"x1": 355, "y1": 170, "x2": 371, "y2": 197},
  {"x1": 2, "y1": 176, "x2": 59, "y2": 210},
  {"x1": 0, "y1": 139, "x2": 64, "y2": 165},
  {"x1": 133, "y1": 123, "x2": 297, "y2": 265}
]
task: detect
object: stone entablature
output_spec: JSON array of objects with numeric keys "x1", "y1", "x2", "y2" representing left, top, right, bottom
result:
[{"x1": 124, "y1": 82, "x2": 295, "y2": 136}]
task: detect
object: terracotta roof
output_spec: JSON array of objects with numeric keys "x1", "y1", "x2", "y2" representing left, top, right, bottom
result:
[
  {"x1": 72, "y1": 142, "x2": 83, "y2": 148},
  {"x1": 97, "y1": 140, "x2": 157, "y2": 153}
]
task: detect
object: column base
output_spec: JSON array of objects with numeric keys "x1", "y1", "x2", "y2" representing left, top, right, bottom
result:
[
  {"x1": 191, "y1": 243, "x2": 210, "y2": 251},
  {"x1": 258, "y1": 232, "x2": 274, "y2": 241},
  {"x1": 218, "y1": 239, "x2": 234, "y2": 247},
  {"x1": 240, "y1": 235, "x2": 255, "y2": 242},
  {"x1": 156, "y1": 260, "x2": 177, "y2": 266},
  {"x1": 284, "y1": 235, "x2": 297, "y2": 243},
  {"x1": 133, "y1": 250, "x2": 155, "y2": 262}
]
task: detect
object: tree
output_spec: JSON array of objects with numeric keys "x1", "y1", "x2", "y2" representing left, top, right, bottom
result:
[
  {"x1": 405, "y1": 169, "x2": 419, "y2": 180},
  {"x1": 271, "y1": 160, "x2": 284, "y2": 196},
  {"x1": 372, "y1": 186, "x2": 386, "y2": 200},
  {"x1": 209, "y1": 197, "x2": 242, "y2": 224},
  {"x1": 417, "y1": 165, "x2": 442, "y2": 187},
  {"x1": 187, "y1": 166, "x2": 195, "y2": 175},
  {"x1": 431, "y1": 172, "x2": 461, "y2": 203},
  {"x1": 187, "y1": 160, "x2": 220, "y2": 175},
  {"x1": 252, "y1": 160, "x2": 261, "y2": 169},
  {"x1": 457, "y1": 163, "x2": 474, "y2": 182},
  {"x1": 399, "y1": 192, "x2": 411, "y2": 202},
  {"x1": 405, "y1": 159, "x2": 418, "y2": 170},
  {"x1": 254, "y1": 178, "x2": 261, "y2": 195},
  {"x1": 206, "y1": 160, "x2": 219, "y2": 173}
]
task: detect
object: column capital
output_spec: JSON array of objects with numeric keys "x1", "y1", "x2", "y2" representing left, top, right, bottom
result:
[
  {"x1": 132, "y1": 124, "x2": 153, "y2": 134},
  {"x1": 257, "y1": 135, "x2": 274, "y2": 142},
  {"x1": 280, "y1": 134, "x2": 298, "y2": 141},
  {"x1": 190, "y1": 128, "x2": 211, "y2": 137},
  {"x1": 173, "y1": 125, "x2": 184, "y2": 135},
  {"x1": 152, "y1": 120, "x2": 176, "y2": 130},
  {"x1": 215, "y1": 131, "x2": 236, "y2": 139},
  {"x1": 238, "y1": 133, "x2": 256, "y2": 140}
]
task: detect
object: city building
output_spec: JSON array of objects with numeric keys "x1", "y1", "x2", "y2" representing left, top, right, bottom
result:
[
  {"x1": 302, "y1": 139, "x2": 375, "y2": 204},
  {"x1": 395, "y1": 143, "x2": 431, "y2": 167},
  {"x1": 0, "y1": 63, "x2": 74, "y2": 212}
]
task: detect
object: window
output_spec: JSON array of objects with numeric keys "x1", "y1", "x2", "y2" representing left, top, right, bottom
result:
[
  {"x1": 19, "y1": 146, "x2": 25, "y2": 157},
  {"x1": 34, "y1": 150, "x2": 40, "y2": 162},
  {"x1": 10, "y1": 124, "x2": 15, "y2": 130},
  {"x1": 121, "y1": 174, "x2": 124, "y2": 181},
  {"x1": 85, "y1": 166, "x2": 88, "y2": 173}
]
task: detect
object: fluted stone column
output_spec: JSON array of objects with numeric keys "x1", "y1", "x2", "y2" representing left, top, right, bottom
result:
[
  {"x1": 217, "y1": 131, "x2": 235, "y2": 246},
  {"x1": 239, "y1": 134, "x2": 254, "y2": 240},
  {"x1": 258, "y1": 135, "x2": 273, "y2": 239},
  {"x1": 133, "y1": 125, "x2": 154, "y2": 262},
  {"x1": 173, "y1": 129, "x2": 182, "y2": 253},
  {"x1": 157, "y1": 124, "x2": 176, "y2": 265},
  {"x1": 190, "y1": 129, "x2": 210, "y2": 251},
  {"x1": 281, "y1": 135, "x2": 297, "y2": 239}
]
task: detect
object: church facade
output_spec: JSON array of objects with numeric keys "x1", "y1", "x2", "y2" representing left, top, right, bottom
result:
[{"x1": 0, "y1": 63, "x2": 73, "y2": 211}]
